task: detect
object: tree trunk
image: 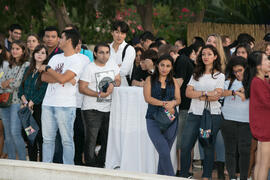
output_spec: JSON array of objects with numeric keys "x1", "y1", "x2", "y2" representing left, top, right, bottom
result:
[
  {"x1": 134, "y1": 0, "x2": 153, "y2": 32},
  {"x1": 194, "y1": 9, "x2": 205, "y2": 22},
  {"x1": 48, "y1": 0, "x2": 72, "y2": 31}
]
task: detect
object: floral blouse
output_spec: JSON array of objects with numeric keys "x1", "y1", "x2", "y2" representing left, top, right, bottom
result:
[{"x1": 0, "y1": 62, "x2": 29, "y2": 104}]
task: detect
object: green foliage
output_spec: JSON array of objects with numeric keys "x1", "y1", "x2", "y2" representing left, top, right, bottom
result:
[
  {"x1": 152, "y1": 3, "x2": 193, "y2": 43},
  {"x1": 0, "y1": 0, "x2": 46, "y2": 39}
]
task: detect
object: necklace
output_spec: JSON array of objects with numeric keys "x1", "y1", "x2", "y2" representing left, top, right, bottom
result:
[{"x1": 32, "y1": 68, "x2": 38, "y2": 78}]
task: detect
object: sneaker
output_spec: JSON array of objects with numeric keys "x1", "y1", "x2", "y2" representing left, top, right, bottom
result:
[
  {"x1": 175, "y1": 170, "x2": 180, "y2": 177},
  {"x1": 187, "y1": 172, "x2": 193, "y2": 179}
]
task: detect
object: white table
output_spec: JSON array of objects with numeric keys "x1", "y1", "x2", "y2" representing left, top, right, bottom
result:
[{"x1": 105, "y1": 87, "x2": 176, "y2": 174}]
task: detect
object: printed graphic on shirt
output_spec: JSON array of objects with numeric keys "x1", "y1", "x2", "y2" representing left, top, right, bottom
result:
[
  {"x1": 95, "y1": 70, "x2": 115, "y2": 102},
  {"x1": 55, "y1": 63, "x2": 64, "y2": 73},
  {"x1": 47, "y1": 63, "x2": 64, "y2": 96}
]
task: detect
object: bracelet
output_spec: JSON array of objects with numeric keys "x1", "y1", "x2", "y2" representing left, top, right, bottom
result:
[
  {"x1": 162, "y1": 101, "x2": 166, "y2": 107},
  {"x1": 111, "y1": 81, "x2": 117, "y2": 87},
  {"x1": 232, "y1": 90, "x2": 235, "y2": 96}
]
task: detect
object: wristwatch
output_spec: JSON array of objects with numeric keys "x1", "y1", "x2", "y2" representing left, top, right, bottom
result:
[
  {"x1": 45, "y1": 65, "x2": 51, "y2": 72},
  {"x1": 111, "y1": 81, "x2": 117, "y2": 87}
]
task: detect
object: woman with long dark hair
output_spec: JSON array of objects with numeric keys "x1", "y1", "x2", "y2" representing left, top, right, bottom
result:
[
  {"x1": 179, "y1": 45, "x2": 225, "y2": 179},
  {"x1": 0, "y1": 40, "x2": 9, "y2": 158},
  {"x1": 18, "y1": 44, "x2": 48, "y2": 161},
  {"x1": 243, "y1": 51, "x2": 270, "y2": 180},
  {"x1": 221, "y1": 56, "x2": 251, "y2": 179},
  {"x1": 144, "y1": 54, "x2": 180, "y2": 176},
  {"x1": 233, "y1": 44, "x2": 252, "y2": 60},
  {"x1": 0, "y1": 40, "x2": 29, "y2": 160}
]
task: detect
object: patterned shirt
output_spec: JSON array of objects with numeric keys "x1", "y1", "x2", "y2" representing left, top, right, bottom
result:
[{"x1": 0, "y1": 62, "x2": 29, "y2": 104}]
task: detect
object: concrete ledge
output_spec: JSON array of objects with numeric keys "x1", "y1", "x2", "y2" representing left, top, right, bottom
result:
[{"x1": 0, "y1": 159, "x2": 187, "y2": 180}]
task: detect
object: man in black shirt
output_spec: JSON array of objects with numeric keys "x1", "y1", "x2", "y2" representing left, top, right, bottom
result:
[
  {"x1": 132, "y1": 49, "x2": 158, "y2": 87},
  {"x1": 43, "y1": 26, "x2": 63, "y2": 61},
  {"x1": 173, "y1": 53, "x2": 195, "y2": 176}
]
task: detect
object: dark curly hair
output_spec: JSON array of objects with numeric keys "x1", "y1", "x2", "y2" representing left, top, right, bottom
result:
[
  {"x1": 193, "y1": 45, "x2": 222, "y2": 81},
  {"x1": 225, "y1": 56, "x2": 247, "y2": 89}
]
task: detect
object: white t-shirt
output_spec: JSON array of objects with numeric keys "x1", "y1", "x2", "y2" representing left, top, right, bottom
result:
[
  {"x1": 75, "y1": 53, "x2": 91, "y2": 108},
  {"x1": 188, "y1": 72, "x2": 225, "y2": 115},
  {"x1": 42, "y1": 53, "x2": 84, "y2": 107},
  {"x1": 80, "y1": 60, "x2": 120, "y2": 112}
]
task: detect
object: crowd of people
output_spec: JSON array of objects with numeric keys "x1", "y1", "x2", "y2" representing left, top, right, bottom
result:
[{"x1": 0, "y1": 21, "x2": 270, "y2": 180}]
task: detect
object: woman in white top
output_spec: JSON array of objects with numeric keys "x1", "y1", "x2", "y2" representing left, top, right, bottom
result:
[{"x1": 179, "y1": 45, "x2": 225, "y2": 179}]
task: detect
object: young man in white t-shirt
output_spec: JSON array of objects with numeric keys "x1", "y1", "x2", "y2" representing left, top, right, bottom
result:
[
  {"x1": 39, "y1": 29, "x2": 85, "y2": 165},
  {"x1": 79, "y1": 43, "x2": 120, "y2": 167}
]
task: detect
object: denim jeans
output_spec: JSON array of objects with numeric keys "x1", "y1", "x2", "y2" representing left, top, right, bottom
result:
[
  {"x1": 199, "y1": 130, "x2": 225, "y2": 162},
  {"x1": 176, "y1": 110, "x2": 189, "y2": 149},
  {"x1": 146, "y1": 117, "x2": 178, "y2": 176},
  {"x1": 42, "y1": 105, "x2": 76, "y2": 164},
  {"x1": 180, "y1": 113, "x2": 222, "y2": 178},
  {"x1": 81, "y1": 109, "x2": 110, "y2": 167},
  {"x1": 221, "y1": 119, "x2": 252, "y2": 180},
  {"x1": 0, "y1": 104, "x2": 26, "y2": 160}
]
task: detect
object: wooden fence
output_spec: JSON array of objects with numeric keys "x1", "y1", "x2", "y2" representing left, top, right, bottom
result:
[{"x1": 187, "y1": 22, "x2": 270, "y2": 46}]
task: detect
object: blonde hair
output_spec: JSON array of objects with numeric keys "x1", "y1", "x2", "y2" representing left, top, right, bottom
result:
[{"x1": 207, "y1": 34, "x2": 227, "y2": 73}]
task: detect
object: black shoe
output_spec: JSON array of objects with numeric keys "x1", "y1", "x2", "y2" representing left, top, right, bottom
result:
[
  {"x1": 216, "y1": 161, "x2": 225, "y2": 180},
  {"x1": 176, "y1": 170, "x2": 180, "y2": 176}
]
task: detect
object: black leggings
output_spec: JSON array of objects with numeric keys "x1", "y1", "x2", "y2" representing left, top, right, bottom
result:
[
  {"x1": 27, "y1": 104, "x2": 43, "y2": 161},
  {"x1": 221, "y1": 119, "x2": 252, "y2": 180}
]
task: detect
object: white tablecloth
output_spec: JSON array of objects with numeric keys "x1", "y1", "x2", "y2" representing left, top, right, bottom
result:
[{"x1": 105, "y1": 87, "x2": 176, "y2": 174}]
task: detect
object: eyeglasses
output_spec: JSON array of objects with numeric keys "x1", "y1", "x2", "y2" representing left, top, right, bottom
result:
[{"x1": 233, "y1": 69, "x2": 243, "y2": 75}]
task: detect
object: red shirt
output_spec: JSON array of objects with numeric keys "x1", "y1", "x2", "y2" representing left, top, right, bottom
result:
[{"x1": 250, "y1": 77, "x2": 270, "y2": 141}]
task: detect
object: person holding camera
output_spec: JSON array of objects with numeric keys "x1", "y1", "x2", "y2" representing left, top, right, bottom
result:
[{"x1": 79, "y1": 43, "x2": 121, "y2": 167}]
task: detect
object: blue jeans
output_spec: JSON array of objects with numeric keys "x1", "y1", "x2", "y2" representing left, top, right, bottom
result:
[
  {"x1": 180, "y1": 113, "x2": 222, "y2": 178},
  {"x1": 0, "y1": 104, "x2": 26, "y2": 160},
  {"x1": 146, "y1": 117, "x2": 178, "y2": 176},
  {"x1": 42, "y1": 106, "x2": 76, "y2": 164},
  {"x1": 199, "y1": 130, "x2": 225, "y2": 162}
]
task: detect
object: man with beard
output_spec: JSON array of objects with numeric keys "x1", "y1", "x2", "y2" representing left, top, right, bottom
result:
[{"x1": 79, "y1": 43, "x2": 120, "y2": 167}]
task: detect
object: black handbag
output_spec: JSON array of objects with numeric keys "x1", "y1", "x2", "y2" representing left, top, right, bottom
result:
[
  {"x1": 153, "y1": 107, "x2": 175, "y2": 132},
  {"x1": 199, "y1": 100, "x2": 213, "y2": 147},
  {"x1": 18, "y1": 107, "x2": 39, "y2": 145}
]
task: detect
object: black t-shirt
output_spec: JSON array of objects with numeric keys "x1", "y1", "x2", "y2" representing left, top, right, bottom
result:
[
  {"x1": 48, "y1": 47, "x2": 63, "y2": 60},
  {"x1": 173, "y1": 55, "x2": 195, "y2": 110},
  {"x1": 131, "y1": 62, "x2": 140, "y2": 82},
  {"x1": 133, "y1": 65, "x2": 151, "y2": 82}
]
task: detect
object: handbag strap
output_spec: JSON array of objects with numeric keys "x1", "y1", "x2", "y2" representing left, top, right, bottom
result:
[{"x1": 204, "y1": 97, "x2": 211, "y2": 111}]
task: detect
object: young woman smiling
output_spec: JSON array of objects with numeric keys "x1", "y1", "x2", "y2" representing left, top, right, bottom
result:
[
  {"x1": 18, "y1": 44, "x2": 49, "y2": 161},
  {"x1": 0, "y1": 40, "x2": 29, "y2": 160}
]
